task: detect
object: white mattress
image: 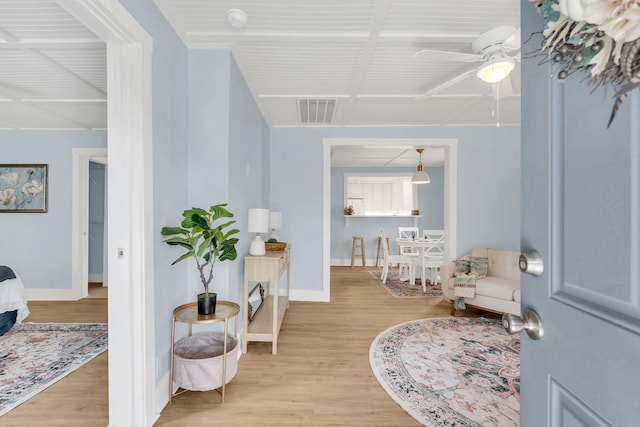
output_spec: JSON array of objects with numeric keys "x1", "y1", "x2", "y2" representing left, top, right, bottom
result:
[{"x1": 0, "y1": 274, "x2": 30, "y2": 323}]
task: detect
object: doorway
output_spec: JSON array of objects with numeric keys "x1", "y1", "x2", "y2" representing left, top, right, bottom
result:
[
  {"x1": 72, "y1": 148, "x2": 107, "y2": 299},
  {"x1": 322, "y1": 138, "x2": 458, "y2": 301},
  {"x1": 88, "y1": 159, "x2": 107, "y2": 296}
]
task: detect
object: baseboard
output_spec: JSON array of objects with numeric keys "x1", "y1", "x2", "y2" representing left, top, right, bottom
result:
[
  {"x1": 88, "y1": 274, "x2": 103, "y2": 283},
  {"x1": 25, "y1": 287, "x2": 81, "y2": 301},
  {"x1": 154, "y1": 370, "x2": 169, "y2": 421},
  {"x1": 330, "y1": 258, "x2": 377, "y2": 267},
  {"x1": 290, "y1": 288, "x2": 329, "y2": 302}
]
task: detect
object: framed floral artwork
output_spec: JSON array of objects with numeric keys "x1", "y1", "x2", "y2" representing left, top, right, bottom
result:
[{"x1": 0, "y1": 164, "x2": 48, "y2": 213}]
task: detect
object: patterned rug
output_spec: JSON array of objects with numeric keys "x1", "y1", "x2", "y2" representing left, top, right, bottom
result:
[
  {"x1": 369, "y1": 317, "x2": 520, "y2": 426},
  {"x1": 369, "y1": 270, "x2": 442, "y2": 297},
  {"x1": 0, "y1": 322, "x2": 108, "y2": 416}
]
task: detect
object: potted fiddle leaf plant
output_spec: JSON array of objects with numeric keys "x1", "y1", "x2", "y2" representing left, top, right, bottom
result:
[{"x1": 161, "y1": 203, "x2": 240, "y2": 315}]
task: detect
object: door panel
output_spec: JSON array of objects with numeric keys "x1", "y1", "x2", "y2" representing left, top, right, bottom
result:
[
  {"x1": 520, "y1": 1, "x2": 640, "y2": 426},
  {"x1": 552, "y1": 78, "x2": 640, "y2": 330}
]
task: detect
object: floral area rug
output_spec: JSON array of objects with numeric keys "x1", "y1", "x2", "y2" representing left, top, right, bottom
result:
[
  {"x1": 369, "y1": 270, "x2": 442, "y2": 297},
  {"x1": 369, "y1": 317, "x2": 520, "y2": 426},
  {"x1": 0, "y1": 322, "x2": 108, "y2": 416}
]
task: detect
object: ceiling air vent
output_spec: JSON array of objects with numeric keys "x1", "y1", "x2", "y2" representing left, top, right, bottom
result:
[{"x1": 297, "y1": 98, "x2": 337, "y2": 124}]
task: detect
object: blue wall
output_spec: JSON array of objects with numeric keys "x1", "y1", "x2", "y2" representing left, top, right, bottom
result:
[
  {"x1": 330, "y1": 166, "x2": 444, "y2": 263},
  {"x1": 0, "y1": 131, "x2": 107, "y2": 288},
  {"x1": 270, "y1": 126, "x2": 520, "y2": 292},
  {"x1": 120, "y1": 0, "x2": 191, "y2": 383},
  {"x1": 228, "y1": 54, "x2": 270, "y2": 305},
  {"x1": 121, "y1": 1, "x2": 270, "y2": 385}
]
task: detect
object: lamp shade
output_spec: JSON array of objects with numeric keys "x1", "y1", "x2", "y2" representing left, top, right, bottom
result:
[
  {"x1": 247, "y1": 208, "x2": 269, "y2": 233},
  {"x1": 269, "y1": 211, "x2": 282, "y2": 229},
  {"x1": 412, "y1": 169, "x2": 431, "y2": 184}
]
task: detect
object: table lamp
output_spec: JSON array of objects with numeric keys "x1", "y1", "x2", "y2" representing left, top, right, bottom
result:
[
  {"x1": 268, "y1": 211, "x2": 282, "y2": 241},
  {"x1": 248, "y1": 208, "x2": 269, "y2": 256}
]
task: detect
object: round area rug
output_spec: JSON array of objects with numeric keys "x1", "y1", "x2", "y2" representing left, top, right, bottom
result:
[{"x1": 369, "y1": 317, "x2": 520, "y2": 426}]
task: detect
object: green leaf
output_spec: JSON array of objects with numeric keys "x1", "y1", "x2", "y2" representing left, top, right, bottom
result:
[
  {"x1": 184, "y1": 207, "x2": 209, "y2": 218},
  {"x1": 221, "y1": 227, "x2": 240, "y2": 239},
  {"x1": 160, "y1": 227, "x2": 188, "y2": 236},
  {"x1": 171, "y1": 252, "x2": 194, "y2": 265},
  {"x1": 219, "y1": 246, "x2": 237, "y2": 262},
  {"x1": 210, "y1": 204, "x2": 234, "y2": 220}
]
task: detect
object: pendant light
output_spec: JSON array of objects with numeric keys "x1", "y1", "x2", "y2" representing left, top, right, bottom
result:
[{"x1": 411, "y1": 148, "x2": 430, "y2": 184}]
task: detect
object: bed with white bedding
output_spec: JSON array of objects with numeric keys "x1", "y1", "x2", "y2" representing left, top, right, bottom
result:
[{"x1": 0, "y1": 265, "x2": 29, "y2": 336}]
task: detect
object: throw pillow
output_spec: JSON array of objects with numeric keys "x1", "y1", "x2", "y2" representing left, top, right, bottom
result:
[
  {"x1": 454, "y1": 259, "x2": 471, "y2": 277},
  {"x1": 470, "y1": 256, "x2": 489, "y2": 279}
]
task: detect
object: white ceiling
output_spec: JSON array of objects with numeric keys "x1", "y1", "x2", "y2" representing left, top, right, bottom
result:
[
  {"x1": 331, "y1": 145, "x2": 444, "y2": 168},
  {"x1": 0, "y1": 0, "x2": 106, "y2": 130},
  {"x1": 155, "y1": 0, "x2": 522, "y2": 128},
  {"x1": 0, "y1": 0, "x2": 520, "y2": 166}
]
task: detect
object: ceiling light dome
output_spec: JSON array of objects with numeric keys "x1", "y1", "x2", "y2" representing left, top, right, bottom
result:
[
  {"x1": 476, "y1": 56, "x2": 515, "y2": 83},
  {"x1": 226, "y1": 9, "x2": 248, "y2": 29}
]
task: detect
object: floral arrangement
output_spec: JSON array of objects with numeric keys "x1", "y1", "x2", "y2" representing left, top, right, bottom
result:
[{"x1": 529, "y1": 0, "x2": 640, "y2": 126}]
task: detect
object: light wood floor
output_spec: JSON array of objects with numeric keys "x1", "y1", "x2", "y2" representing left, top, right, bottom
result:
[
  {"x1": 1, "y1": 296, "x2": 108, "y2": 426},
  {"x1": 3, "y1": 267, "x2": 494, "y2": 426}
]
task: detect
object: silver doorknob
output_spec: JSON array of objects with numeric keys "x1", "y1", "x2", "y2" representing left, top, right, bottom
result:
[
  {"x1": 502, "y1": 308, "x2": 544, "y2": 340},
  {"x1": 519, "y1": 250, "x2": 544, "y2": 276}
]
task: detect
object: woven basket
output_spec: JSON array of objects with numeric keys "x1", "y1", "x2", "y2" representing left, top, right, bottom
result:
[{"x1": 265, "y1": 242, "x2": 287, "y2": 251}]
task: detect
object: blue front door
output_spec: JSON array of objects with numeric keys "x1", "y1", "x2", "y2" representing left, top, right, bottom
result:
[{"x1": 520, "y1": 1, "x2": 640, "y2": 425}]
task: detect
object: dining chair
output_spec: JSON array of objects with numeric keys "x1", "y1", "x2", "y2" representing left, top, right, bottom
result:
[
  {"x1": 422, "y1": 229, "x2": 445, "y2": 259},
  {"x1": 379, "y1": 228, "x2": 412, "y2": 284},
  {"x1": 412, "y1": 230, "x2": 445, "y2": 292},
  {"x1": 422, "y1": 229, "x2": 444, "y2": 241},
  {"x1": 412, "y1": 256, "x2": 444, "y2": 293},
  {"x1": 398, "y1": 227, "x2": 419, "y2": 257}
]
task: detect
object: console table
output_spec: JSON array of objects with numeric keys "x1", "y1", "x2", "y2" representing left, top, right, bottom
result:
[{"x1": 243, "y1": 245, "x2": 291, "y2": 354}]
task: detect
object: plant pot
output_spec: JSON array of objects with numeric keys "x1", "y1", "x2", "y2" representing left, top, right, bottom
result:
[{"x1": 197, "y1": 292, "x2": 217, "y2": 315}]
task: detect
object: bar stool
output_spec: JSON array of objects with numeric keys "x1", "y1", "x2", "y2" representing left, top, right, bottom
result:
[
  {"x1": 351, "y1": 236, "x2": 366, "y2": 267},
  {"x1": 375, "y1": 236, "x2": 391, "y2": 267}
]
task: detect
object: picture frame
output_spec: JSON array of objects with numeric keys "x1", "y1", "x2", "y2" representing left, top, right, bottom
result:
[
  {"x1": 0, "y1": 164, "x2": 48, "y2": 213},
  {"x1": 247, "y1": 283, "x2": 265, "y2": 323}
]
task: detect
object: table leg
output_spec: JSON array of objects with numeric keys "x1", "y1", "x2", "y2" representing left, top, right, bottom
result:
[
  {"x1": 272, "y1": 276, "x2": 279, "y2": 355},
  {"x1": 169, "y1": 316, "x2": 175, "y2": 403},
  {"x1": 221, "y1": 319, "x2": 228, "y2": 403}
]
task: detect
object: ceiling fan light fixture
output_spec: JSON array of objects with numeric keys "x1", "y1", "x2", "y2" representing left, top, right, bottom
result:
[
  {"x1": 476, "y1": 57, "x2": 515, "y2": 83},
  {"x1": 412, "y1": 148, "x2": 431, "y2": 185}
]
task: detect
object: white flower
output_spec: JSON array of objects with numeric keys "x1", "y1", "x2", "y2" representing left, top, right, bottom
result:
[
  {"x1": 22, "y1": 180, "x2": 43, "y2": 197},
  {"x1": 0, "y1": 172, "x2": 20, "y2": 188},
  {"x1": 0, "y1": 188, "x2": 17, "y2": 207},
  {"x1": 559, "y1": 0, "x2": 588, "y2": 21},
  {"x1": 584, "y1": 0, "x2": 640, "y2": 44}
]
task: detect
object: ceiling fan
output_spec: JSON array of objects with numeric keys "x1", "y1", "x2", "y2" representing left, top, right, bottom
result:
[{"x1": 414, "y1": 26, "x2": 521, "y2": 101}]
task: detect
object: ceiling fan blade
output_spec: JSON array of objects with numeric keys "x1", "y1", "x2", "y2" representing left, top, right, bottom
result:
[
  {"x1": 415, "y1": 68, "x2": 476, "y2": 101},
  {"x1": 492, "y1": 76, "x2": 513, "y2": 100},
  {"x1": 502, "y1": 27, "x2": 521, "y2": 51},
  {"x1": 413, "y1": 49, "x2": 482, "y2": 63}
]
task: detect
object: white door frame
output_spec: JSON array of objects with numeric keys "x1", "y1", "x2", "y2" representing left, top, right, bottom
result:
[
  {"x1": 71, "y1": 148, "x2": 107, "y2": 299},
  {"x1": 322, "y1": 138, "x2": 457, "y2": 300},
  {"x1": 59, "y1": 1, "x2": 156, "y2": 426}
]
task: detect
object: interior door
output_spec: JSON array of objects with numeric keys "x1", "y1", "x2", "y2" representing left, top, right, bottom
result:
[{"x1": 520, "y1": 2, "x2": 640, "y2": 426}]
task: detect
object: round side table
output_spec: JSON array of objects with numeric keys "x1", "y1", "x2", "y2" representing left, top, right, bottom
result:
[{"x1": 169, "y1": 300, "x2": 239, "y2": 403}]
